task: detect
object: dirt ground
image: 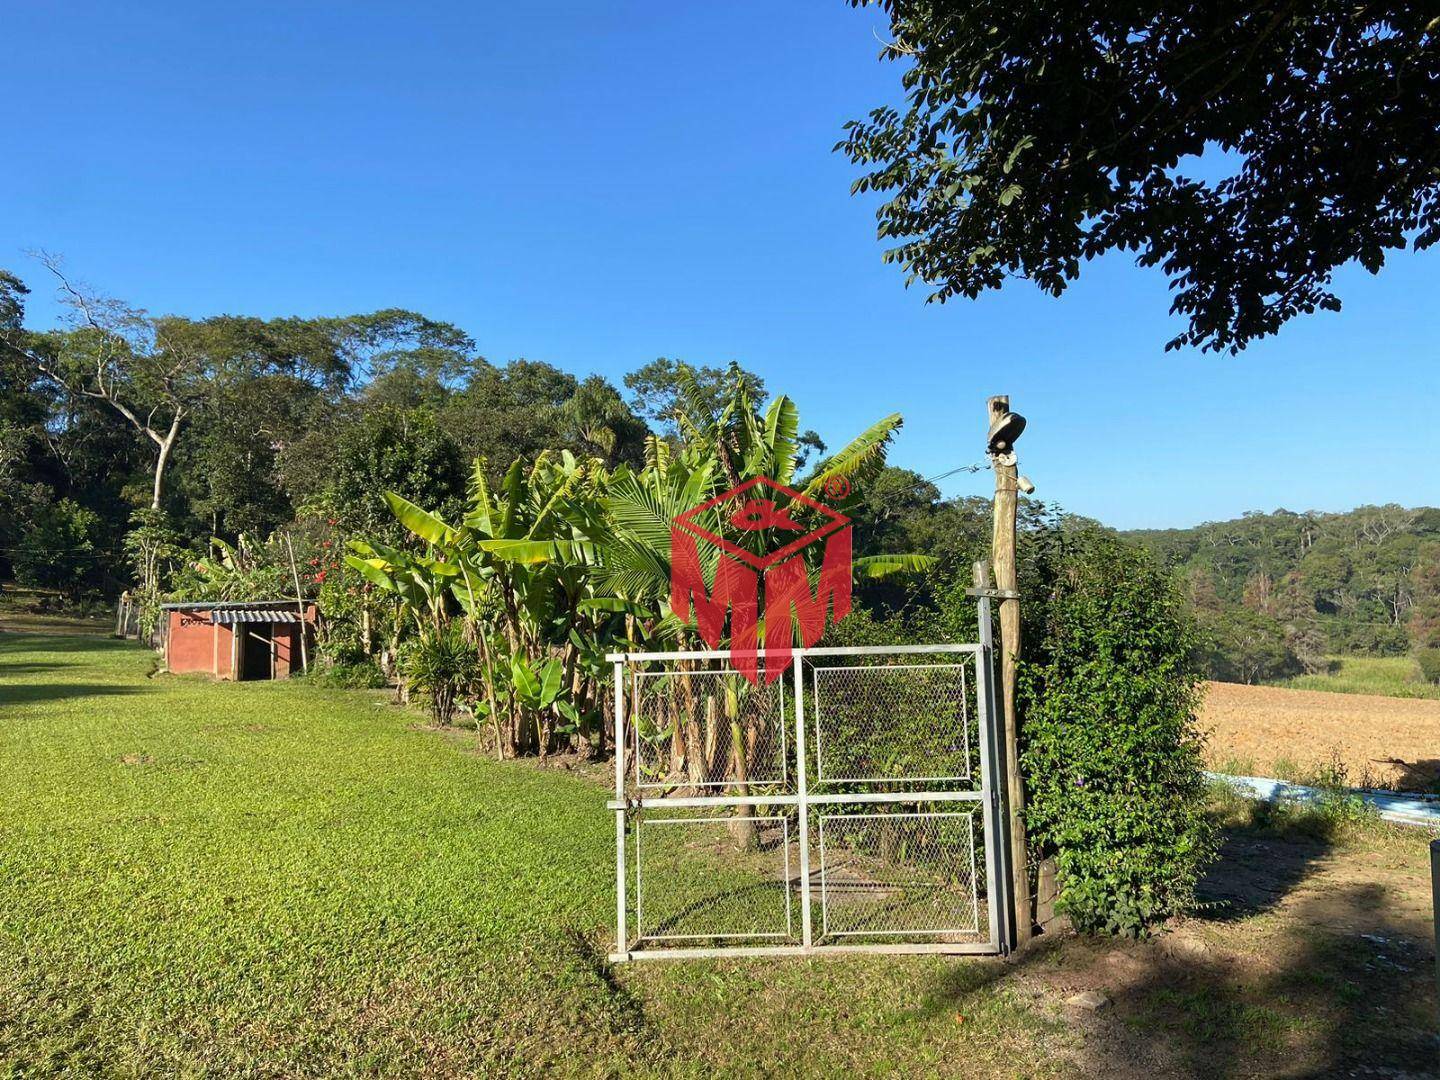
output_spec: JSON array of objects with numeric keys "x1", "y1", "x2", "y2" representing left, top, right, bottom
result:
[
  {"x1": 1012, "y1": 810, "x2": 1440, "y2": 1078},
  {"x1": 1201, "y1": 680, "x2": 1440, "y2": 792}
]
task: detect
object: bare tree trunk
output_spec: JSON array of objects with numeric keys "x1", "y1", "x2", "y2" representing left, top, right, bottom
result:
[{"x1": 151, "y1": 425, "x2": 175, "y2": 509}]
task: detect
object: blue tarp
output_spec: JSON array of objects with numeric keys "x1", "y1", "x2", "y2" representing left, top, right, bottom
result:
[{"x1": 1207, "y1": 772, "x2": 1440, "y2": 829}]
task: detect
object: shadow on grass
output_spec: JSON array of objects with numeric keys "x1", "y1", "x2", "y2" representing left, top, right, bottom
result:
[
  {"x1": 1191, "y1": 801, "x2": 1336, "y2": 923},
  {"x1": 0, "y1": 662, "x2": 72, "y2": 675},
  {"x1": 0, "y1": 633, "x2": 139, "y2": 655},
  {"x1": 1083, "y1": 881, "x2": 1438, "y2": 1078},
  {"x1": 0, "y1": 682, "x2": 148, "y2": 707}
]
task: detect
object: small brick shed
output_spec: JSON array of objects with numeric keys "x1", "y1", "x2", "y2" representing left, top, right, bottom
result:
[{"x1": 163, "y1": 601, "x2": 318, "y2": 681}]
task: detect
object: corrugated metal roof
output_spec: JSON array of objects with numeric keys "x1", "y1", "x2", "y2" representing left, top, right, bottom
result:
[
  {"x1": 162, "y1": 600, "x2": 315, "y2": 610},
  {"x1": 210, "y1": 610, "x2": 301, "y2": 624}
]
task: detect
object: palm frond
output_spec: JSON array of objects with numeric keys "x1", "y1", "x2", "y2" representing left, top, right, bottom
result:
[
  {"x1": 802, "y1": 413, "x2": 903, "y2": 497},
  {"x1": 852, "y1": 553, "x2": 937, "y2": 578},
  {"x1": 465, "y1": 458, "x2": 494, "y2": 535},
  {"x1": 763, "y1": 394, "x2": 800, "y2": 484}
]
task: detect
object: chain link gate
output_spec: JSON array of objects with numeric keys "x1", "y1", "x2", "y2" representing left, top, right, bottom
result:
[{"x1": 607, "y1": 604, "x2": 1013, "y2": 960}]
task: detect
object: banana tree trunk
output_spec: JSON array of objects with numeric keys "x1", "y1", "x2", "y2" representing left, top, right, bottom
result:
[
  {"x1": 680, "y1": 665, "x2": 704, "y2": 791},
  {"x1": 727, "y1": 686, "x2": 756, "y2": 850}
]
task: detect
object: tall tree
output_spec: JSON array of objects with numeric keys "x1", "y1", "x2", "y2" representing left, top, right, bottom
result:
[
  {"x1": 841, "y1": 2, "x2": 1440, "y2": 353},
  {"x1": 9, "y1": 256, "x2": 202, "y2": 510}
]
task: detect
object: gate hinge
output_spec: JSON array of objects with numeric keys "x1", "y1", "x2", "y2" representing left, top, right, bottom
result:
[
  {"x1": 606, "y1": 798, "x2": 640, "y2": 811},
  {"x1": 965, "y1": 587, "x2": 1019, "y2": 600}
]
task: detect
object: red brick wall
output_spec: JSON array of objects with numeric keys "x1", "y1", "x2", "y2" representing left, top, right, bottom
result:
[
  {"x1": 271, "y1": 622, "x2": 315, "y2": 678},
  {"x1": 168, "y1": 610, "x2": 212, "y2": 675},
  {"x1": 274, "y1": 624, "x2": 294, "y2": 678},
  {"x1": 216, "y1": 623, "x2": 236, "y2": 679},
  {"x1": 166, "y1": 610, "x2": 236, "y2": 678}
]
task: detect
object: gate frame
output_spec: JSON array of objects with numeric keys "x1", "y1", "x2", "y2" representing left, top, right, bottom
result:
[{"x1": 607, "y1": 599, "x2": 1014, "y2": 961}]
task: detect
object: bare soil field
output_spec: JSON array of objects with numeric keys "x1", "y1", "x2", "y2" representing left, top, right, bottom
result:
[{"x1": 1201, "y1": 680, "x2": 1440, "y2": 792}]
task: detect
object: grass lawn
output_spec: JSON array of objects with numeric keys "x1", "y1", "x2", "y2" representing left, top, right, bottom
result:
[
  {"x1": 1279, "y1": 654, "x2": 1440, "y2": 700},
  {"x1": 2, "y1": 630, "x2": 1436, "y2": 1076}
]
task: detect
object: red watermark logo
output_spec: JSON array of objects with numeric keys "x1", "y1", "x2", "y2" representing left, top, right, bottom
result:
[{"x1": 669, "y1": 476, "x2": 852, "y2": 684}]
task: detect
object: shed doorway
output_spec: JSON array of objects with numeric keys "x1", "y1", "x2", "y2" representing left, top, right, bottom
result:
[{"x1": 240, "y1": 627, "x2": 273, "y2": 681}]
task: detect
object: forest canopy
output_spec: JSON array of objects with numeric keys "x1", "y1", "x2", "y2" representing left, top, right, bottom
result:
[{"x1": 5, "y1": 261, "x2": 1437, "y2": 688}]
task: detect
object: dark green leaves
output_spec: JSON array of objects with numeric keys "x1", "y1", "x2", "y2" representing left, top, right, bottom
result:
[{"x1": 842, "y1": 1, "x2": 1440, "y2": 353}]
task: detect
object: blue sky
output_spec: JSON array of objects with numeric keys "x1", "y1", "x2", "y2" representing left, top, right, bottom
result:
[{"x1": 4, "y1": 2, "x2": 1436, "y2": 529}]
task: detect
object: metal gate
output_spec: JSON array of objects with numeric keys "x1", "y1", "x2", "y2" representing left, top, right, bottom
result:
[{"x1": 607, "y1": 606, "x2": 1012, "y2": 961}]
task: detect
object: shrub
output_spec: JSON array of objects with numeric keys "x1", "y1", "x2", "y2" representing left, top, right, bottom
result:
[
  {"x1": 401, "y1": 624, "x2": 477, "y2": 726},
  {"x1": 1020, "y1": 532, "x2": 1216, "y2": 937},
  {"x1": 311, "y1": 660, "x2": 389, "y2": 690},
  {"x1": 1196, "y1": 605, "x2": 1297, "y2": 684},
  {"x1": 13, "y1": 499, "x2": 103, "y2": 597},
  {"x1": 1417, "y1": 648, "x2": 1440, "y2": 685}
]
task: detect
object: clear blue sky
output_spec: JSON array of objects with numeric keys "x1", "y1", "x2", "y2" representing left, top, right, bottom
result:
[{"x1": 4, "y1": 2, "x2": 1436, "y2": 529}]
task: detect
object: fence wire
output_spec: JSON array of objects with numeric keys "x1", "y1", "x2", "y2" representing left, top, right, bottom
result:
[{"x1": 614, "y1": 643, "x2": 1002, "y2": 957}]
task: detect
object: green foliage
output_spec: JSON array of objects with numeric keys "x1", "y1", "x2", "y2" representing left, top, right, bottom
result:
[
  {"x1": 442, "y1": 360, "x2": 649, "y2": 475},
  {"x1": 842, "y1": 2, "x2": 1440, "y2": 354},
  {"x1": 623, "y1": 358, "x2": 765, "y2": 435},
  {"x1": 401, "y1": 623, "x2": 477, "y2": 725},
  {"x1": 1020, "y1": 533, "x2": 1216, "y2": 937},
  {"x1": 309, "y1": 659, "x2": 388, "y2": 689},
  {"x1": 168, "y1": 535, "x2": 294, "y2": 602},
  {"x1": 1417, "y1": 648, "x2": 1440, "y2": 686},
  {"x1": 120, "y1": 509, "x2": 185, "y2": 634},
  {"x1": 510, "y1": 655, "x2": 564, "y2": 712},
  {"x1": 11, "y1": 499, "x2": 104, "y2": 596},
  {"x1": 350, "y1": 366, "x2": 926, "y2": 760},
  {"x1": 317, "y1": 405, "x2": 467, "y2": 543},
  {"x1": 1131, "y1": 505, "x2": 1440, "y2": 680},
  {"x1": 1197, "y1": 606, "x2": 1297, "y2": 684}
]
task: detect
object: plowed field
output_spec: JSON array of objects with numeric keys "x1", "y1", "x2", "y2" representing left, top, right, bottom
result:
[{"x1": 1201, "y1": 680, "x2": 1440, "y2": 791}]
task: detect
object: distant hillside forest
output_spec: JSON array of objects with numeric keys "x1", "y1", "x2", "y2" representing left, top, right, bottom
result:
[{"x1": 1127, "y1": 506, "x2": 1440, "y2": 684}]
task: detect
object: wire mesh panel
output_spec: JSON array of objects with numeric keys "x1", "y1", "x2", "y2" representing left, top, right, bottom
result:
[
  {"x1": 808, "y1": 656, "x2": 974, "y2": 785},
  {"x1": 816, "y1": 806, "x2": 984, "y2": 941},
  {"x1": 611, "y1": 641, "x2": 1007, "y2": 960},
  {"x1": 633, "y1": 808, "x2": 798, "y2": 944},
  {"x1": 629, "y1": 663, "x2": 789, "y2": 791}
]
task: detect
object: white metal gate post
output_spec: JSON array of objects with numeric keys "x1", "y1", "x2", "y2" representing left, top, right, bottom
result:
[
  {"x1": 975, "y1": 593, "x2": 1014, "y2": 953},
  {"x1": 793, "y1": 656, "x2": 814, "y2": 949},
  {"x1": 612, "y1": 658, "x2": 628, "y2": 960}
]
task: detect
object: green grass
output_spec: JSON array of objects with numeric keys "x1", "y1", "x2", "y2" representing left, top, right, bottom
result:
[
  {"x1": 1278, "y1": 655, "x2": 1440, "y2": 699},
  {"x1": 0, "y1": 588, "x2": 111, "y2": 637},
  {"x1": 0, "y1": 632, "x2": 1065, "y2": 1077},
  {"x1": 7, "y1": 630, "x2": 1434, "y2": 1076}
]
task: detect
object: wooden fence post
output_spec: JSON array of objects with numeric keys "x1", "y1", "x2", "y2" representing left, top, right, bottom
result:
[
  {"x1": 1431, "y1": 838, "x2": 1439, "y2": 1019},
  {"x1": 989, "y1": 394, "x2": 1031, "y2": 946}
]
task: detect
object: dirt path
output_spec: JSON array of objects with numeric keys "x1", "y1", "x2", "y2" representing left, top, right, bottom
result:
[{"x1": 1009, "y1": 820, "x2": 1440, "y2": 1078}]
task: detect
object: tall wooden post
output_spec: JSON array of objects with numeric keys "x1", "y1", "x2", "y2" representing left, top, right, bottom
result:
[
  {"x1": 1431, "y1": 838, "x2": 1439, "y2": 1018},
  {"x1": 988, "y1": 394, "x2": 1031, "y2": 946},
  {"x1": 284, "y1": 533, "x2": 309, "y2": 674}
]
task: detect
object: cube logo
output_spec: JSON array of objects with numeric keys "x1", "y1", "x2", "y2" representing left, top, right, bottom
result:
[{"x1": 670, "y1": 476, "x2": 852, "y2": 684}]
